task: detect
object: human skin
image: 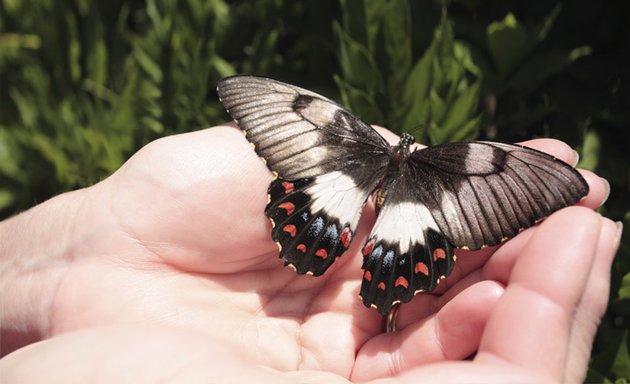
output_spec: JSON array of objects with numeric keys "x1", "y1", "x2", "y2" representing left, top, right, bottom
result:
[{"x1": 0, "y1": 124, "x2": 620, "y2": 383}]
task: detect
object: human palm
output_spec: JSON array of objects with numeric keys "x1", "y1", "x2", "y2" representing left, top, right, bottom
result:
[{"x1": 2, "y1": 125, "x2": 617, "y2": 383}]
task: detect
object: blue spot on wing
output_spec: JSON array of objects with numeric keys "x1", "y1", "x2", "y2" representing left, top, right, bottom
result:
[
  {"x1": 368, "y1": 245, "x2": 383, "y2": 262},
  {"x1": 323, "y1": 224, "x2": 339, "y2": 242},
  {"x1": 309, "y1": 217, "x2": 325, "y2": 236},
  {"x1": 383, "y1": 250, "x2": 394, "y2": 267}
]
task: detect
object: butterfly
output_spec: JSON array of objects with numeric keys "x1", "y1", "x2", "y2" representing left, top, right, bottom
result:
[{"x1": 217, "y1": 75, "x2": 589, "y2": 315}]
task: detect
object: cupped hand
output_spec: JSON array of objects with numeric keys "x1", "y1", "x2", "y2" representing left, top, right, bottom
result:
[{"x1": 0, "y1": 125, "x2": 618, "y2": 383}]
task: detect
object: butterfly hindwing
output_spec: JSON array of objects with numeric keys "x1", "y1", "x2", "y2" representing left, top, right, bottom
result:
[
  {"x1": 360, "y1": 174, "x2": 455, "y2": 314},
  {"x1": 408, "y1": 141, "x2": 589, "y2": 250},
  {"x1": 265, "y1": 176, "x2": 352, "y2": 275},
  {"x1": 266, "y1": 172, "x2": 379, "y2": 276}
]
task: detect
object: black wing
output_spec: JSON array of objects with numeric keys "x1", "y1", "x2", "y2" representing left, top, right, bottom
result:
[
  {"x1": 217, "y1": 76, "x2": 391, "y2": 275},
  {"x1": 360, "y1": 141, "x2": 588, "y2": 314},
  {"x1": 217, "y1": 76, "x2": 390, "y2": 180},
  {"x1": 360, "y1": 172, "x2": 455, "y2": 314},
  {"x1": 408, "y1": 141, "x2": 589, "y2": 250}
]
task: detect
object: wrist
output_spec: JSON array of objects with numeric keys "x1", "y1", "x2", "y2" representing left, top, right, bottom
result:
[{"x1": 0, "y1": 188, "x2": 91, "y2": 355}]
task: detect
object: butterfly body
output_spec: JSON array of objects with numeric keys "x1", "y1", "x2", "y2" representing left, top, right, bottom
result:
[{"x1": 217, "y1": 75, "x2": 589, "y2": 314}]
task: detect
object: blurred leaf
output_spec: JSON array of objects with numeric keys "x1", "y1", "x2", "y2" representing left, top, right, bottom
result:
[
  {"x1": 579, "y1": 128, "x2": 601, "y2": 171},
  {"x1": 0, "y1": 129, "x2": 18, "y2": 176},
  {"x1": 398, "y1": 12, "x2": 481, "y2": 144},
  {"x1": 133, "y1": 47, "x2": 162, "y2": 83},
  {"x1": 487, "y1": 13, "x2": 529, "y2": 77},
  {"x1": 441, "y1": 81, "x2": 481, "y2": 134},
  {"x1": 584, "y1": 367, "x2": 614, "y2": 384},
  {"x1": 28, "y1": 131, "x2": 74, "y2": 184},
  {"x1": 611, "y1": 332, "x2": 630, "y2": 381},
  {"x1": 67, "y1": 12, "x2": 82, "y2": 82},
  {"x1": 486, "y1": 5, "x2": 562, "y2": 79},
  {"x1": 363, "y1": 1, "x2": 386, "y2": 52},
  {"x1": 0, "y1": 33, "x2": 41, "y2": 49},
  {"x1": 88, "y1": 37, "x2": 108, "y2": 88},
  {"x1": 507, "y1": 47, "x2": 592, "y2": 96},
  {"x1": 339, "y1": 0, "x2": 369, "y2": 48},
  {"x1": 591, "y1": 322, "x2": 628, "y2": 382},
  {"x1": 620, "y1": 273, "x2": 630, "y2": 300},
  {"x1": 212, "y1": 56, "x2": 235, "y2": 78},
  {"x1": 0, "y1": 189, "x2": 14, "y2": 211},
  {"x1": 381, "y1": 0, "x2": 412, "y2": 97},
  {"x1": 534, "y1": 3, "x2": 562, "y2": 42},
  {"x1": 8, "y1": 88, "x2": 37, "y2": 129},
  {"x1": 333, "y1": 21, "x2": 383, "y2": 92},
  {"x1": 3, "y1": 0, "x2": 22, "y2": 15},
  {"x1": 334, "y1": 74, "x2": 384, "y2": 124},
  {"x1": 399, "y1": 40, "x2": 433, "y2": 139}
]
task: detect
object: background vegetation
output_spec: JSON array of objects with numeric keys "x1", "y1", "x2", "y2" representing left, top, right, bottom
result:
[{"x1": 1, "y1": 0, "x2": 628, "y2": 381}]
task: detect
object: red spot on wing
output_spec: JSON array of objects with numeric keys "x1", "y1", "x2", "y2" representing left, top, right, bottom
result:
[
  {"x1": 433, "y1": 248, "x2": 446, "y2": 261},
  {"x1": 377, "y1": 282, "x2": 386, "y2": 290},
  {"x1": 278, "y1": 202, "x2": 295, "y2": 215},
  {"x1": 282, "y1": 181, "x2": 294, "y2": 194},
  {"x1": 363, "y1": 270, "x2": 372, "y2": 282},
  {"x1": 340, "y1": 227, "x2": 352, "y2": 248},
  {"x1": 415, "y1": 262, "x2": 429, "y2": 276},
  {"x1": 362, "y1": 240, "x2": 375, "y2": 256},
  {"x1": 296, "y1": 244, "x2": 306, "y2": 252},
  {"x1": 315, "y1": 249, "x2": 328, "y2": 259},
  {"x1": 283, "y1": 224, "x2": 297, "y2": 237},
  {"x1": 395, "y1": 276, "x2": 409, "y2": 289}
]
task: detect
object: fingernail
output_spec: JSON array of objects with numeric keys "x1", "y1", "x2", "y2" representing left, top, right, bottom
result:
[
  {"x1": 600, "y1": 177, "x2": 610, "y2": 207},
  {"x1": 571, "y1": 150, "x2": 580, "y2": 167}
]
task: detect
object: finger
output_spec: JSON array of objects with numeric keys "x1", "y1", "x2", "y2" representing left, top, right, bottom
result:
[
  {"x1": 564, "y1": 219, "x2": 621, "y2": 383},
  {"x1": 480, "y1": 167, "x2": 608, "y2": 288},
  {"x1": 352, "y1": 281, "x2": 503, "y2": 381},
  {"x1": 505, "y1": 139, "x2": 608, "y2": 209},
  {"x1": 518, "y1": 138, "x2": 578, "y2": 165},
  {"x1": 393, "y1": 249, "x2": 491, "y2": 327},
  {"x1": 479, "y1": 215, "x2": 620, "y2": 383},
  {"x1": 576, "y1": 169, "x2": 609, "y2": 209},
  {"x1": 476, "y1": 207, "x2": 602, "y2": 380},
  {"x1": 372, "y1": 126, "x2": 400, "y2": 145}
]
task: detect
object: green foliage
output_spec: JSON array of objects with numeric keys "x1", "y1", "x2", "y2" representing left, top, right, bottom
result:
[
  {"x1": 334, "y1": 1, "x2": 481, "y2": 144},
  {"x1": 1, "y1": 0, "x2": 629, "y2": 381},
  {"x1": 0, "y1": 0, "x2": 334, "y2": 215}
]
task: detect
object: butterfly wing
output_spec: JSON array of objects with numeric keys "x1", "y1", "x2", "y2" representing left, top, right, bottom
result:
[
  {"x1": 217, "y1": 76, "x2": 391, "y2": 275},
  {"x1": 217, "y1": 76, "x2": 390, "y2": 180},
  {"x1": 360, "y1": 169, "x2": 455, "y2": 314},
  {"x1": 360, "y1": 141, "x2": 588, "y2": 314},
  {"x1": 407, "y1": 141, "x2": 589, "y2": 250}
]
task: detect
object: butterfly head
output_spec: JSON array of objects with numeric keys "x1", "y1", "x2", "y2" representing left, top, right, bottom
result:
[
  {"x1": 390, "y1": 132, "x2": 416, "y2": 161},
  {"x1": 399, "y1": 132, "x2": 415, "y2": 148}
]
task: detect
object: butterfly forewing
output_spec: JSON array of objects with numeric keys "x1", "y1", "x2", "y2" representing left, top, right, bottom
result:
[
  {"x1": 217, "y1": 76, "x2": 390, "y2": 180},
  {"x1": 408, "y1": 141, "x2": 589, "y2": 250}
]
